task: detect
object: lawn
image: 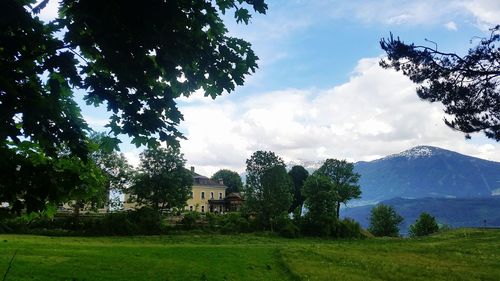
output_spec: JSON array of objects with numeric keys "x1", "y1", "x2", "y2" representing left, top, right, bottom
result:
[{"x1": 0, "y1": 229, "x2": 499, "y2": 281}]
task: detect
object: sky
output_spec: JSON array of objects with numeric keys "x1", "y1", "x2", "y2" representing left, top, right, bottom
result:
[{"x1": 39, "y1": 0, "x2": 500, "y2": 177}]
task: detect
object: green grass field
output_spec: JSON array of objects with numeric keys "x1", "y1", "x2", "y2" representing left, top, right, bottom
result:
[{"x1": 0, "y1": 229, "x2": 499, "y2": 281}]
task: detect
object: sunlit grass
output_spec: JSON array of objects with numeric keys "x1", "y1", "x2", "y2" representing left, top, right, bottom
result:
[{"x1": 0, "y1": 229, "x2": 499, "y2": 280}]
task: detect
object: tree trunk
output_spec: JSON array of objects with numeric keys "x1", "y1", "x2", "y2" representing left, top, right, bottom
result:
[{"x1": 336, "y1": 202, "x2": 340, "y2": 220}]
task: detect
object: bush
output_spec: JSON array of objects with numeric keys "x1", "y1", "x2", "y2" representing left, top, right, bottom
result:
[
  {"x1": 337, "y1": 218, "x2": 363, "y2": 239},
  {"x1": 368, "y1": 204, "x2": 404, "y2": 237},
  {"x1": 278, "y1": 221, "x2": 299, "y2": 238},
  {"x1": 219, "y1": 213, "x2": 250, "y2": 234},
  {"x1": 128, "y1": 207, "x2": 161, "y2": 234},
  {"x1": 300, "y1": 214, "x2": 337, "y2": 237},
  {"x1": 181, "y1": 211, "x2": 201, "y2": 230},
  {"x1": 99, "y1": 212, "x2": 137, "y2": 235},
  {"x1": 205, "y1": 212, "x2": 220, "y2": 231},
  {"x1": 409, "y1": 212, "x2": 439, "y2": 237}
]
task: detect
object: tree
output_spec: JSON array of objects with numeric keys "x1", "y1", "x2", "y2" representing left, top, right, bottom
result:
[
  {"x1": 368, "y1": 204, "x2": 404, "y2": 237},
  {"x1": 315, "y1": 159, "x2": 361, "y2": 220},
  {"x1": 69, "y1": 133, "x2": 134, "y2": 215},
  {"x1": 129, "y1": 146, "x2": 192, "y2": 215},
  {"x1": 0, "y1": 135, "x2": 126, "y2": 213},
  {"x1": 244, "y1": 151, "x2": 290, "y2": 230},
  {"x1": 245, "y1": 150, "x2": 286, "y2": 197},
  {"x1": 302, "y1": 174, "x2": 337, "y2": 236},
  {"x1": 89, "y1": 133, "x2": 133, "y2": 210},
  {"x1": 259, "y1": 166, "x2": 293, "y2": 231},
  {"x1": 0, "y1": 0, "x2": 267, "y2": 211},
  {"x1": 211, "y1": 169, "x2": 243, "y2": 194},
  {"x1": 1, "y1": 0, "x2": 267, "y2": 156},
  {"x1": 288, "y1": 165, "x2": 309, "y2": 216},
  {"x1": 380, "y1": 26, "x2": 500, "y2": 141},
  {"x1": 409, "y1": 212, "x2": 439, "y2": 237}
]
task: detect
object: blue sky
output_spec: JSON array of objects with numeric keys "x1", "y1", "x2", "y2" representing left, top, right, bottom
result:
[{"x1": 39, "y1": 0, "x2": 500, "y2": 176}]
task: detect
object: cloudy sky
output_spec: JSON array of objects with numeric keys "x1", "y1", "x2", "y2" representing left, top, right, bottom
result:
[{"x1": 40, "y1": 0, "x2": 500, "y2": 176}]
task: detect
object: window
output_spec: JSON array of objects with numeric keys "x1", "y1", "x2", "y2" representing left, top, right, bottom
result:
[
  {"x1": 219, "y1": 192, "x2": 223, "y2": 199},
  {"x1": 210, "y1": 192, "x2": 214, "y2": 199},
  {"x1": 189, "y1": 206, "x2": 193, "y2": 211},
  {"x1": 201, "y1": 206, "x2": 205, "y2": 213},
  {"x1": 201, "y1": 192, "x2": 205, "y2": 199}
]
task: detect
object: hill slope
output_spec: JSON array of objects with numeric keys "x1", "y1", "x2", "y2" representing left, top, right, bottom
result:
[
  {"x1": 342, "y1": 197, "x2": 500, "y2": 234},
  {"x1": 354, "y1": 146, "x2": 500, "y2": 202}
]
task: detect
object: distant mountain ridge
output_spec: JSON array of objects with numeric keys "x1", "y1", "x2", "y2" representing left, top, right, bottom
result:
[
  {"x1": 286, "y1": 145, "x2": 500, "y2": 203},
  {"x1": 354, "y1": 146, "x2": 500, "y2": 202}
]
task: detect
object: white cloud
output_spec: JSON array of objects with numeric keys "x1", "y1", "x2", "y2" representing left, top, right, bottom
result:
[
  {"x1": 179, "y1": 57, "x2": 500, "y2": 175},
  {"x1": 279, "y1": 1, "x2": 499, "y2": 30},
  {"x1": 461, "y1": 0, "x2": 500, "y2": 29},
  {"x1": 445, "y1": 21, "x2": 458, "y2": 30}
]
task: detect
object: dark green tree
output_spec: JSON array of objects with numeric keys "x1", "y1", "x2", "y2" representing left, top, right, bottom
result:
[
  {"x1": 316, "y1": 159, "x2": 361, "y2": 220},
  {"x1": 211, "y1": 169, "x2": 243, "y2": 194},
  {"x1": 288, "y1": 165, "x2": 309, "y2": 216},
  {"x1": 368, "y1": 204, "x2": 404, "y2": 237},
  {"x1": 244, "y1": 151, "x2": 290, "y2": 230},
  {"x1": 380, "y1": 25, "x2": 500, "y2": 141},
  {"x1": 129, "y1": 146, "x2": 192, "y2": 215},
  {"x1": 259, "y1": 166, "x2": 293, "y2": 231},
  {"x1": 409, "y1": 212, "x2": 439, "y2": 237},
  {"x1": 245, "y1": 150, "x2": 286, "y2": 197},
  {"x1": 0, "y1": 141, "x2": 107, "y2": 214},
  {"x1": 302, "y1": 174, "x2": 337, "y2": 236},
  {"x1": 0, "y1": 0, "x2": 267, "y2": 211}
]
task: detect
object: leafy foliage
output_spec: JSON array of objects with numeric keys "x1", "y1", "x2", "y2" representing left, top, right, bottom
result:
[
  {"x1": 380, "y1": 26, "x2": 500, "y2": 140},
  {"x1": 258, "y1": 166, "x2": 293, "y2": 230},
  {"x1": 181, "y1": 211, "x2": 201, "y2": 230},
  {"x1": 0, "y1": 141, "x2": 107, "y2": 213},
  {"x1": 1, "y1": 0, "x2": 267, "y2": 156},
  {"x1": 243, "y1": 151, "x2": 291, "y2": 230},
  {"x1": 368, "y1": 204, "x2": 404, "y2": 237},
  {"x1": 211, "y1": 169, "x2": 243, "y2": 194},
  {"x1": 89, "y1": 133, "x2": 133, "y2": 209},
  {"x1": 0, "y1": 0, "x2": 266, "y2": 211},
  {"x1": 288, "y1": 165, "x2": 309, "y2": 216},
  {"x1": 315, "y1": 159, "x2": 361, "y2": 219},
  {"x1": 301, "y1": 174, "x2": 337, "y2": 236},
  {"x1": 409, "y1": 212, "x2": 439, "y2": 237},
  {"x1": 129, "y1": 146, "x2": 192, "y2": 214}
]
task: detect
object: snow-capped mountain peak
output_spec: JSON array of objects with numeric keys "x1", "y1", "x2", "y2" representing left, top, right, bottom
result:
[{"x1": 383, "y1": 146, "x2": 438, "y2": 160}]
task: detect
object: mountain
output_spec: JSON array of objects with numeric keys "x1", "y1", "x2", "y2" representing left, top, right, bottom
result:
[
  {"x1": 354, "y1": 146, "x2": 500, "y2": 202},
  {"x1": 342, "y1": 197, "x2": 500, "y2": 234}
]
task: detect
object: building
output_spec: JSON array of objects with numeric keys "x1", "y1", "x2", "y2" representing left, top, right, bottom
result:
[
  {"x1": 186, "y1": 167, "x2": 227, "y2": 213},
  {"x1": 123, "y1": 167, "x2": 243, "y2": 214}
]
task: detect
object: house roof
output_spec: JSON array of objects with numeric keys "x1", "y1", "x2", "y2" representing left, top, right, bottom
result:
[{"x1": 192, "y1": 172, "x2": 227, "y2": 189}]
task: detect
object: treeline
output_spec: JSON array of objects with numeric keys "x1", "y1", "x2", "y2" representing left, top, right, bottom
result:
[{"x1": 0, "y1": 144, "x2": 440, "y2": 238}]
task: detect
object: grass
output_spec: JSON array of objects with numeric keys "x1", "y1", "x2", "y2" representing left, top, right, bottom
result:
[{"x1": 0, "y1": 229, "x2": 499, "y2": 280}]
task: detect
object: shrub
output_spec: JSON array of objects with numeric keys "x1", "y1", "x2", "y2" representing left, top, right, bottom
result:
[
  {"x1": 368, "y1": 204, "x2": 404, "y2": 237},
  {"x1": 337, "y1": 218, "x2": 363, "y2": 239},
  {"x1": 128, "y1": 207, "x2": 161, "y2": 234},
  {"x1": 181, "y1": 211, "x2": 201, "y2": 230},
  {"x1": 409, "y1": 212, "x2": 439, "y2": 237},
  {"x1": 278, "y1": 221, "x2": 299, "y2": 238},
  {"x1": 300, "y1": 214, "x2": 337, "y2": 237},
  {"x1": 100, "y1": 212, "x2": 137, "y2": 235},
  {"x1": 219, "y1": 212, "x2": 250, "y2": 234},
  {"x1": 205, "y1": 212, "x2": 220, "y2": 231}
]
